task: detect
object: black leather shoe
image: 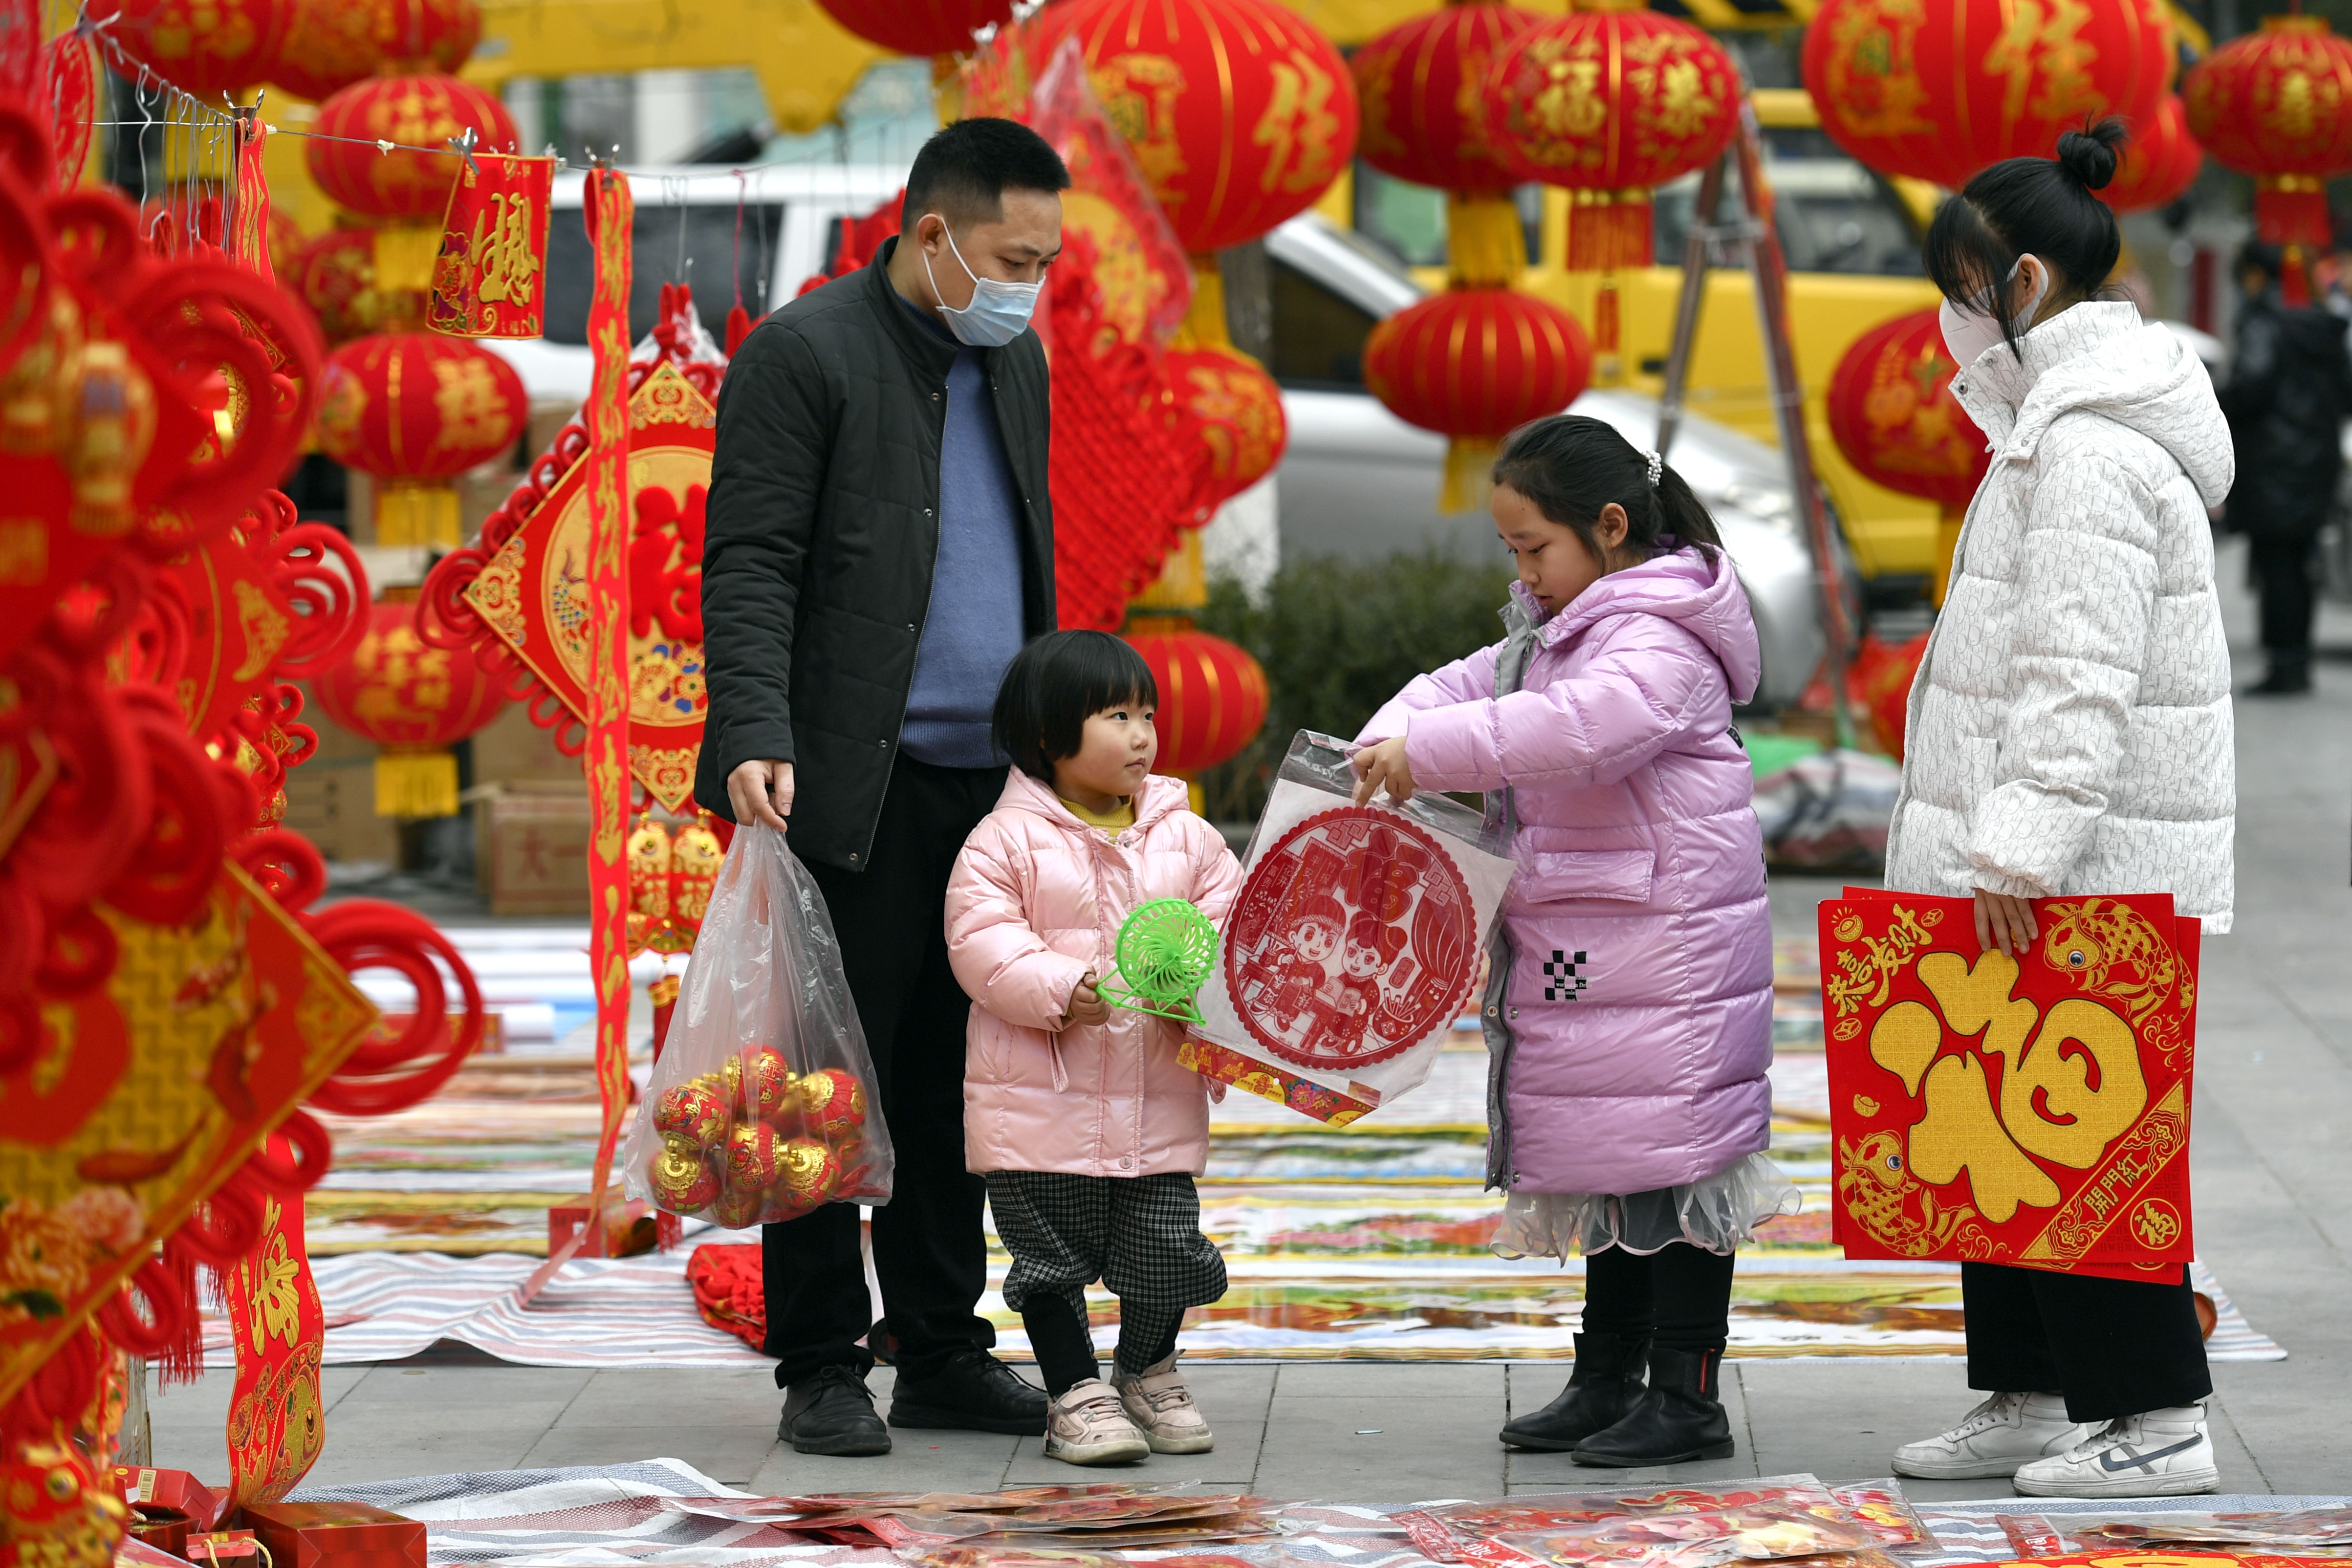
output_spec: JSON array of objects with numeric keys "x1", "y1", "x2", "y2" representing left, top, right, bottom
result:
[
  {"x1": 888, "y1": 1348, "x2": 1049, "y2": 1435},
  {"x1": 779, "y1": 1366, "x2": 891, "y2": 1456},
  {"x1": 2249, "y1": 659, "x2": 2313, "y2": 695},
  {"x1": 1499, "y1": 1331, "x2": 1649, "y2": 1451},
  {"x1": 1572, "y1": 1344, "x2": 1735, "y2": 1466}
]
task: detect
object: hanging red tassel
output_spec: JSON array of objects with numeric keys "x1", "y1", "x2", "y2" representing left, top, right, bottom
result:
[
  {"x1": 1594, "y1": 280, "x2": 1622, "y2": 357},
  {"x1": 1566, "y1": 189, "x2": 1653, "y2": 272},
  {"x1": 724, "y1": 305, "x2": 755, "y2": 357},
  {"x1": 154, "y1": 1238, "x2": 208, "y2": 1387}
]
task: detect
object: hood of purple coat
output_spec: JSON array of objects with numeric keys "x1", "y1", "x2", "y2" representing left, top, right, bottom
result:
[{"x1": 1516, "y1": 545, "x2": 1762, "y2": 704}]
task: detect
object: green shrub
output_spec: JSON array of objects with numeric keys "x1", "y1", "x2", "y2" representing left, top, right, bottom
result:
[{"x1": 1193, "y1": 549, "x2": 1516, "y2": 823}]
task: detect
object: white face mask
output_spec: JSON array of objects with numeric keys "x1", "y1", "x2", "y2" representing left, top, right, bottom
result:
[
  {"x1": 1938, "y1": 255, "x2": 2051, "y2": 368},
  {"x1": 920, "y1": 217, "x2": 1042, "y2": 348}
]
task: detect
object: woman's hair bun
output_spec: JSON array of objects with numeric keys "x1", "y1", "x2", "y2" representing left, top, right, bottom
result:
[{"x1": 2055, "y1": 117, "x2": 2127, "y2": 191}]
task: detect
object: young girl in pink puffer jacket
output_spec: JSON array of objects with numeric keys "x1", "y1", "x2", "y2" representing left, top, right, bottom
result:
[
  {"x1": 946, "y1": 631, "x2": 1242, "y2": 1469},
  {"x1": 1351, "y1": 415, "x2": 1792, "y2": 1471}
]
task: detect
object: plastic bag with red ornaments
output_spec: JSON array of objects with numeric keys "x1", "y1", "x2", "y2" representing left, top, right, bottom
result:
[{"x1": 623, "y1": 823, "x2": 893, "y2": 1226}]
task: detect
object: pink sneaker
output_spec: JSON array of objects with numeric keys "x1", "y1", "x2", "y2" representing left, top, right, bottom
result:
[
  {"x1": 1113, "y1": 1354, "x2": 1214, "y2": 1454},
  {"x1": 1042, "y1": 1379, "x2": 1149, "y2": 1465}
]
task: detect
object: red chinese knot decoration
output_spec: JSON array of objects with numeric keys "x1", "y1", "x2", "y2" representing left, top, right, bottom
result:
[
  {"x1": 1123, "y1": 618, "x2": 1268, "y2": 775},
  {"x1": 813, "y1": 0, "x2": 1009, "y2": 56},
  {"x1": 1822, "y1": 892, "x2": 2200, "y2": 1277},
  {"x1": 307, "y1": 73, "x2": 518, "y2": 220},
  {"x1": 1352, "y1": 3, "x2": 1542, "y2": 195},
  {"x1": 2184, "y1": 13, "x2": 2352, "y2": 301},
  {"x1": 2099, "y1": 94, "x2": 2202, "y2": 215}
]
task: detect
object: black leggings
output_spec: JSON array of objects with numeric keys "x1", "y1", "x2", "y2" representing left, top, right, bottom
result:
[{"x1": 1581, "y1": 1242, "x2": 1737, "y2": 1351}]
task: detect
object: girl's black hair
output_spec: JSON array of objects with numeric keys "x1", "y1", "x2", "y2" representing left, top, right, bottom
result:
[
  {"x1": 991, "y1": 629, "x2": 1158, "y2": 784},
  {"x1": 1922, "y1": 119, "x2": 2127, "y2": 360},
  {"x1": 1489, "y1": 414, "x2": 1722, "y2": 561}
]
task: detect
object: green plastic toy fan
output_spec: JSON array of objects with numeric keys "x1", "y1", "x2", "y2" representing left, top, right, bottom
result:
[{"x1": 1098, "y1": 898, "x2": 1221, "y2": 1024}]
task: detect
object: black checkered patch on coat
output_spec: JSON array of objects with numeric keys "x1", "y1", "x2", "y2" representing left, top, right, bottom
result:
[{"x1": 1543, "y1": 949, "x2": 1588, "y2": 1001}]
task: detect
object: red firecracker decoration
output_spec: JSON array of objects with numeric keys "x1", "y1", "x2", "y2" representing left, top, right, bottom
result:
[
  {"x1": 273, "y1": 0, "x2": 481, "y2": 103},
  {"x1": 1352, "y1": 2, "x2": 1543, "y2": 194},
  {"x1": 1164, "y1": 346, "x2": 1286, "y2": 512},
  {"x1": 309, "y1": 596, "x2": 508, "y2": 817},
  {"x1": 1030, "y1": 0, "x2": 1359, "y2": 255},
  {"x1": 1124, "y1": 618, "x2": 1269, "y2": 775},
  {"x1": 308, "y1": 73, "x2": 518, "y2": 220},
  {"x1": 1487, "y1": 2, "x2": 1741, "y2": 272},
  {"x1": 1364, "y1": 286, "x2": 1594, "y2": 512},
  {"x1": 2185, "y1": 11, "x2": 2352, "y2": 304},
  {"x1": 1825, "y1": 307, "x2": 1989, "y2": 609},
  {"x1": 314, "y1": 331, "x2": 527, "y2": 545},
  {"x1": 2099, "y1": 94, "x2": 2203, "y2": 215},
  {"x1": 92, "y1": 0, "x2": 292, "y2": 96},
  {"x1": 813, "y1": 0, "x2": 1009, "y2": 56},
  {"x1": 1803, "y1": 0, "x2": 2170, "y2": 189}
]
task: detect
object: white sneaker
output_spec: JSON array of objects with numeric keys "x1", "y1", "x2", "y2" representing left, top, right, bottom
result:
[
  {"x1": 1042, "y1": 1378, "x2": 1150, "y2": 1465},
  {"x1": 1892, "y1": 1391, "x2": 2087, "y2": 1479},
  {"x1": 1113, "y1": 1353, "x2": 1214, "y2": 1454},
  {"x1": 2012, "y1": 1406, "x2": 2220, "y2": 1497}
]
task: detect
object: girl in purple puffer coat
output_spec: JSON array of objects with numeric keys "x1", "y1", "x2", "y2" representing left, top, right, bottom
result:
[{"x1": 1350, "y1": 415, "x2": 1792, "y2": 1469}]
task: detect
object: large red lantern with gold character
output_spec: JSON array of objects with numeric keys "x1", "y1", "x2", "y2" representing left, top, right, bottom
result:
[
  {"x1": 1826, "y1": 308, "x2": 1989, "y2": 605},
  {"x1": 315, "y1": 332, "x2": 528, "y2": 546},
  {"x1": 308, "y1": 73, "x2": 518, "y2": 220},
  {"x1": 813, "y1": 0, "x2": 1009, "y2": 55},
  {"x1": 1487, "y1": 3, "x2": 1741, "y2": 270},
  {"x1": 1125, "y1": 618, "x2": 1269, "y2": 775},
  {"x1": 1165, "y1": 346, "x2": 1286, "y2": 512},
  {"x1": 1354, "y1": 3, "x2": 1542, "y2": 195},
  {"x1": 94, "y1": 0, "x2": 292, "y2": 95},
  {"x1": 311, "y1": 597, "x2": 508, "y2": 817},
  {"x1": 2185, "y1": 13, "x2": 2352, "y2": 299},
  {"x1": 273, "y1": 0, "x2": 482, "y2": 103},
  {"x1": 1365, "y1": 287, "x2": 1594, "y2": 513},
  {"x1": 2100, "y1": 95, "x2": 2202, "y2": 214},
  {"x1": 1031, "y1": 0, "x2": 1359, "y2": 256},
  {"x1": 1803, "y1": 0, "x2": 2170, "y2": 190}
]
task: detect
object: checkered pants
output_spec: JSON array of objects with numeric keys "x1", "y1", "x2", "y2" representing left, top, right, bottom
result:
[{"x1": 985, "y1": 1171, "x2": 1227, "y2": 1378}]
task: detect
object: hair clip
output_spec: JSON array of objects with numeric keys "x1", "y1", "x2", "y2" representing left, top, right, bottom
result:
[{"x1": 1645, "y1": 450, "x2": 1663, "y2": 488}]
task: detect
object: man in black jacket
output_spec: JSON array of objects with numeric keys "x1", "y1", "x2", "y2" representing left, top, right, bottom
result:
[
  {"x1": 2221, "y1": 242, "x2": 2352, "y2": 695},
  {"x1": 696, "y1": 118, "x2": 1066, "y2": 1456}
]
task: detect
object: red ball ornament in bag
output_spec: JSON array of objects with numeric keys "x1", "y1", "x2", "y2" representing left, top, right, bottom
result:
[
  {"x1": 796, "y1": 1067, "x2": 868, "y2": 1138},
  {"x1": 649, "y1": 1134, "x2": 720, "y2": 1210},
  {"x1": 724, "y1": 1121, "x2": 783, "y2": 1191},
  {"x1": 777, "y1": 1137, "x2": 844, "y2": 1210},
  {"x1": 651, "y1": 1080, "x2": 726, "y2": 1150}
]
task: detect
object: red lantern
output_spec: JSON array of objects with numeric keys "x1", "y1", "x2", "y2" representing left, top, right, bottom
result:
[
  {"x1": 1165, "y1": 346, "x2": 1286, "y2": 511},
  {"x1": 1486, "y1": 3, "x2": 1741, "y2": 270},
  {"x1": 293, "y1": 228, "x2": 404, "y2": 342},
  {"x1": 1364, "y1": 286, "x2": 1594, "y2": 512},
  {"x1": 1825, "y1": 308, "x2": 1989, "y2": 606},
  {"x1": 1030, "y1": 0, "x2": 1359, "y2": 255},
  {"x1": 273, "y1": 0, "x2": 482, "y2": 103},
  {"x1": 308, "y1": 73, "x2": 518, "y2": 220},
  {"x1": 1125, "y1": 618, "x2": 1269, "y2": 775},
  {"x1": 310, "y1": 597, "x2": 508, "y2": 817},
  {"x1": 1353, "y1": 3, "x2": 1543, "y2": 195},
  {"x1": 93, "y1": 0, "x2": 292, "y2": 96},
  {"x1": 813, "y1": 0, "x2": 1009, "y2": 56},
  {"x1": 315, "y1": 332, "x2": 528, "y2": 545},
  {"x1": 2099, "y1": 95, "x2": 2202, "y2": 214},
  {"x1": 2185, "y1": 13, "x2": 2352, "y2": 299},
  {"x1": 1803, "y1": 0, "x2": 2171, "y2": 189}
]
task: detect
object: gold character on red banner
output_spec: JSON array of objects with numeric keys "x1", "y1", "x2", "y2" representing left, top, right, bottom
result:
[{"x1": 429, "y1": 155, "x2": 556, "y2": 340}]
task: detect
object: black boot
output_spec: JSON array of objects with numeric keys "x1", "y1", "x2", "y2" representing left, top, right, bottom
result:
[
  {"x1": 779, "y1": 1365, "x2": 891, "y2": 1456},
  {"x1": 887, "y1": 1347, "x2": 1050, "y2": 1435},
  {"x1": 2250, "y1": 654, "x2": 2313, "y2": 696},
  {"x1": 1571, "y1": 1344, "x2": 1734, "y2": 1466},
  {"x1": 1498, "y1": 1331, "x2": 1649, "y2": 1451}
]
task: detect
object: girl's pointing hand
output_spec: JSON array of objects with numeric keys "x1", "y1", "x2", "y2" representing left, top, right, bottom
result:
[{"x1": 1351, "y1": 737, "x2": 1416, "y2": 805}]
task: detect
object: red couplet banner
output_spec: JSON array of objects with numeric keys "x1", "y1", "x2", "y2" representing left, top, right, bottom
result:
[{"x1": 1820, "y1": 890, "x2": 2200, "y2": 1279}]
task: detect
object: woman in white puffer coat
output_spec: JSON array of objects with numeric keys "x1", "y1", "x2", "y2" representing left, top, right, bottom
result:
[{"x1": 1883, "y1": 121, "x2": 2235, "y2": 1499}]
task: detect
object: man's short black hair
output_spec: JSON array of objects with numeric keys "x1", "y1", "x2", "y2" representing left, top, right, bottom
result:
[
  {"x1": 901, "y1": 117, "x2": 1071, "y2": 231},
  {"x1": 992, "y1": 630, "x2": 1157, "y2": 784}
]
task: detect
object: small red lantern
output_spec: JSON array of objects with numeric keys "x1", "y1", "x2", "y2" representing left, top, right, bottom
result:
[
  {"x1": 293, "y1": 228, "x2": 404, "y2": 342},
  {"x1": 1803, "y1": 0, "x2": 2170, "y2": 189},
  {"x1": 1031, "y1": 0, "x2": 1359, "y2": 256},
  {"x1": 94, "y1": 0, "x2": 292, "y2": 96},
  {"x1": 310, "y1": 597, "x2": 508, "y2": 817},
  {"x1": 1353, "y1": 3, "x2": 1543, "y2": 195},
  {"x1": 2099, "y1": 95, "x2": 2203, "y2": 214},
  {"x1": 1165, "y1": 346, "x2": 1286, "y2": 512},
  {"x1": 273, "y1": 0, "x2": 482, "y2": 103},
  {"x1": 1364, "y1": 287, "x2": 1594, "y2": 513},
  {"x1": 1486, "y1": 2, "x2": 1741, "y2": 270},
  {"x1": 2185, "y1": 12, "x2": 2352, "y2": 301},
  {"x1": 1125, "y1": 618, "x2": 1270, "y2": 775},
  {"x1": 315, "y1": 332, "x2": 528, "y2": 546},
  {"x1": 1825, "y1": 308, "x2": 1989, "y2": 606},
  {"x1": 813, "y1": 0, "x2": 1010, "y2": 56},
  {"x1": 308, "y1": 73, "x2": 518, "y2": 220}
]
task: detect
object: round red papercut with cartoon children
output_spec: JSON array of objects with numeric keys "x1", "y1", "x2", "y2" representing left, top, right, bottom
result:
[{"x1": 1224, "y1": 806, "x2": 1479, "y2": 1070}]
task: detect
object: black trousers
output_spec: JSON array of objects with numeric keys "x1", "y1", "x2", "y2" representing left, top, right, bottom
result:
[
  {"x1": 2248, "y1": 527, "x2": 2322, "y2": 656},
  {"x1": 1962, "y1": 1261, "x2": 2211, "y2": 1423},
  {"x1": 1580, "y1": 1241, "x2": 1737, "y2": 1352},
  {"x1": 762, "y1": 756, "x2": 1003, "y2": 1386}
]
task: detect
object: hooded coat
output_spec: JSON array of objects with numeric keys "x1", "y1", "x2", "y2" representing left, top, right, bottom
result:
[
  {"x1": 946, "y1": 771, "x2": 1243, "y2": 1178},
  {"x1": 1885, "y1": 302, "x2": 2237, "y2": 931},
  {"x1": 1356, "y1": 549, "x2": 1773, "y2": 1197}
]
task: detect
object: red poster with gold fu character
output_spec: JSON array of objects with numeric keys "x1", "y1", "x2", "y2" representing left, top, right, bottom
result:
[{"x1": 1820, "y1": 891, "x2": 2199, "y2": 1278}]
